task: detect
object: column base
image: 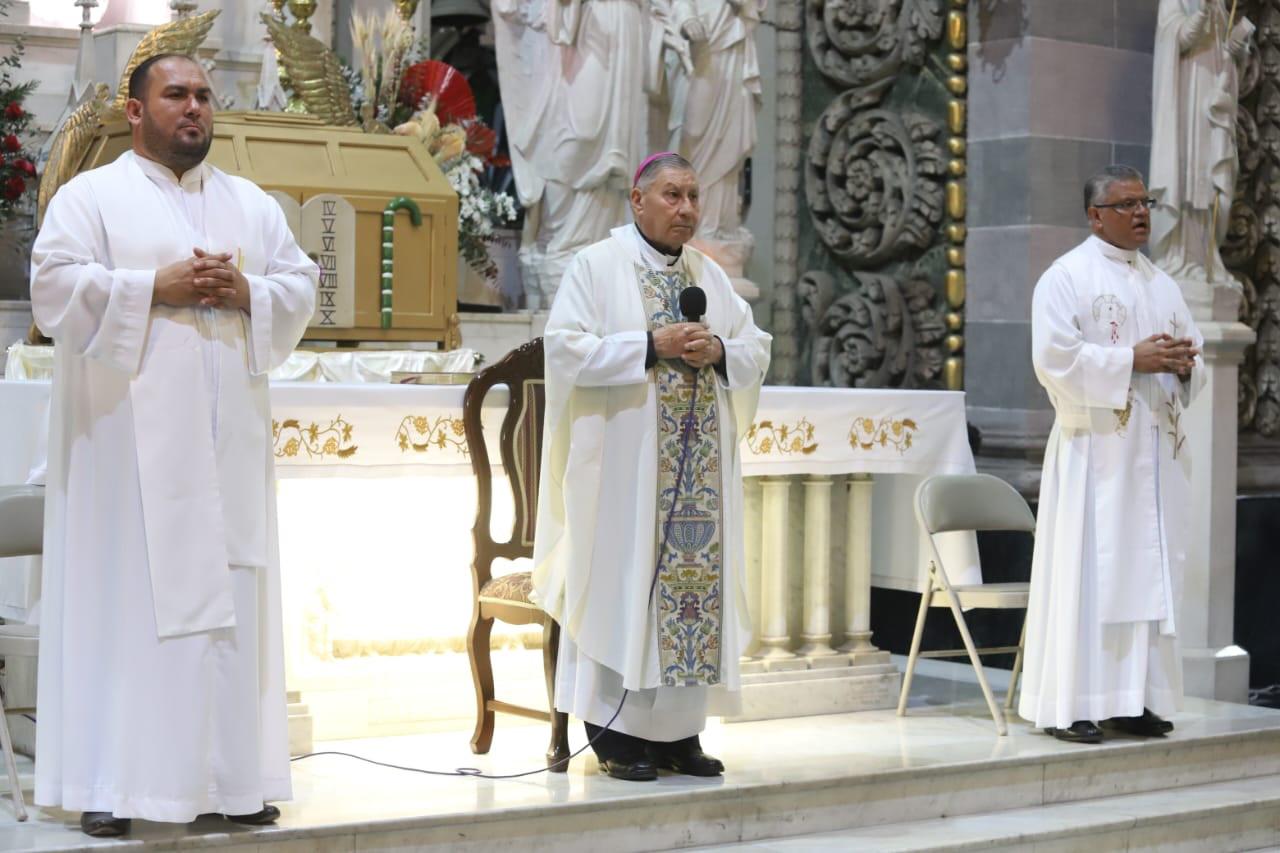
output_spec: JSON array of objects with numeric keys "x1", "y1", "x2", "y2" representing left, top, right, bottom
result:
[
  {"x1": 1182, "y1": 645, "x2": 1250, "y2": 704},
  {"x1": 288, "y1": 690, "x2": 315, "y2": 757},
  {"x1": 756, "y1": 639, "x2": 798, "y2": 661},
  {"x1": 728, "y1": 652, "x2": 898, "y2": 722},
  {"x1": 796, "y1": 635, "x2": 839, "y2": 657}
]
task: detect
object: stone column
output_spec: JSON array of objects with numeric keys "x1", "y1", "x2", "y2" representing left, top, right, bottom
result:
[
  {"x1": 797, "y1": 475, "x2": 836, "y2": 656},
  {"x1": 1180, "y1": 320, "x2": 1254, "y2": 703},
  {"x1": 966, "y1": 0, "x2": 1160, "y2": 493},
  {"x1": 729, "y1": 472, "x2": 898, "y2": 721},
  {"x1": 838, "y1": 473, "x2": 879, "y2": 659},
  {"x1": 741, "y1": 477, "x2": 763, "y2": 659},
  {"x1": 757, "y1": 476, "x2": 795, "y2": 659}
]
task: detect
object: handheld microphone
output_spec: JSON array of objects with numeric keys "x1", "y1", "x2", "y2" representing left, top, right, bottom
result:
[{"x1": 679, "y1": 286, "x2": 707, "y2": 323}]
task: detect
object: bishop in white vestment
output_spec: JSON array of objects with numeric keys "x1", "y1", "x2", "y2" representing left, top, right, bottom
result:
[
  {"x1": 1019, "y1": 166, "x2": 1205, "y2": 744},
  {"x1": 29, "y1": 55, "x2": 316, "y2": 834},
  {"x1": 533, "y1": 153, "x2": 770, "y2": 780}
]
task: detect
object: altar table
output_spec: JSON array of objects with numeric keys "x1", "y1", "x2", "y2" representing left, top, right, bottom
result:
[{"x1": 0, "y1": 349, "x2": 979, "y2": 729}]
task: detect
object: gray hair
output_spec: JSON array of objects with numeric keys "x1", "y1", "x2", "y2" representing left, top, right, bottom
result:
[
  {"x1": 634, "y1": 153, "x2": 695, "y2": 191},
  {"x1": 1083, "y1": 165, "x2": 1145, "y2": 211}
]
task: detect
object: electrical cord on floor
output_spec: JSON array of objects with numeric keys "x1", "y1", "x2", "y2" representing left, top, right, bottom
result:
[
  {"x1": 289, "y1": 689, "x2": 628, "y2": 780},
  {"x1": 291, "y1": 370, "x2": 705, "y2": 782}
]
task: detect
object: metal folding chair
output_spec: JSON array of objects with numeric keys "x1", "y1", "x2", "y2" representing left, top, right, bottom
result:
[{"x1": 897, "y1": 474, "x2": 1032, "y2": 736}]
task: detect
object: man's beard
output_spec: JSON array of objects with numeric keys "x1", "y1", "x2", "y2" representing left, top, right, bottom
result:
[{"x1": 142, "y1": 114, "x2": 212, "y2": 173}]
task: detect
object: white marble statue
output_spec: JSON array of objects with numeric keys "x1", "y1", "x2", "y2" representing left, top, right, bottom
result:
[
  {"x1": 666, "y1": 0, "x2": 759, "y2": 238},
  {"x1": 1150, "y1": 0, "x2": 1254, "y2": 320},
  {"x1": 654, "y1": 0, "x2": 761, "y2": 299},
  {"x1": 494, "y1": 0, "x2": 650, "y2": 308}
]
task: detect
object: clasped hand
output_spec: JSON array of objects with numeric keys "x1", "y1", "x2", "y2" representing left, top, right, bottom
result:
[
  {"x1": 153, "y1": 247, "x2": 249, "y2": 312},
  {"x1": 681, "y1": 15, "x2": 709, "y2": 41},
  {"x1": 1133, "y1": 333, "x2": 1198, "y2": 377},
  {"x1": 653, "y1": 321, "x2": 722, "y2": 370}
]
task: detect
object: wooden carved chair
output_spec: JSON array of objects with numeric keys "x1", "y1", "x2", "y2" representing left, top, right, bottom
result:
[{"x1": 462, "y1": 337, "x2": 570, "y2": 771}]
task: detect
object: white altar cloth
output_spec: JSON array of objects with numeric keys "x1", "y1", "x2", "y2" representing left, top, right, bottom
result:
[
  {"x1": 0, "y1": 373, "x2": 978, "y2": 611},
  {"x1": 4, "y1": 341, "x2": 481, "y2": 385},
  {"x1": 0, "y1": 350, "x2": 980, "y2": 733},
  {"x1": 3, "y1": 342, "x2": 974, "y2": 479}
]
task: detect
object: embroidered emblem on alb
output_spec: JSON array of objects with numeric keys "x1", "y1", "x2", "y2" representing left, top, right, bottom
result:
[
  {"x1": 1092, "y1": 294, "x2": 1128, "y2": 344},
  {"x1": 1114, "y1": 386, "x2": 1135, "y2": 436},
  {"x1": 1166, "y1": 314, "x2": 1188, "y2": 459},
  {"x1": 634, "y1": 262, "x2": 725, "y2": 687}
]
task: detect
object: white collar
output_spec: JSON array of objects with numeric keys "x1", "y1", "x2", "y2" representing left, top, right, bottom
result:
[
  {"x1": 632, "y1": 224, "x2": 683, "y2": 270},
  {"x1": 1088, "y1": 234, "x2": 1160, "y2": 283},
  {"x1": 130, "y1": 150, "x2": 209, "y2": 193},
  {"x1": 1090, "y1": 234, "x2": 1139, "y2": 265}
]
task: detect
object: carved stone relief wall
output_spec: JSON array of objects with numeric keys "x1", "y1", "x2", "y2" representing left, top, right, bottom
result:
[
  {"x1": 1231, "y1": 1, "x2": 1280, "y2": 437},
  {"x1": 797, "y1": 0, "x2": 967, "y2": 390},
  {"x1": 770, "y1": 0, "x2": 805, "y2": 384}
]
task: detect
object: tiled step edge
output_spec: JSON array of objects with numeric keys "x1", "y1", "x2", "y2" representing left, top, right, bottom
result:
[
  {"x1": 774, "y1": 772, "x2": 1280, "y2": 853},
  {"x1": 119, "y1": 726, "x2": 1280, "y2": 853}
]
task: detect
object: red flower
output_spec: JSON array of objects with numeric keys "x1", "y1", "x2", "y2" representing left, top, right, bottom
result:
[
  {"x1": 13, "y1": 158, "x2": 34, "y2": 177},
  {"x1": 3, "y1": 175, "x2": 25, "y2": 200},
  {"x1": 1, "y1": 134, "x2": 19, "y2": 153},
  {"x1": 398, "y1": 60, "x2": 476, "y2": 124},
  {"x1": 461, "y1": 119, "x2": 496, "y2": 159},
  {"x1": 4, "y1": 102, "x2": 22, "y2": 120}
]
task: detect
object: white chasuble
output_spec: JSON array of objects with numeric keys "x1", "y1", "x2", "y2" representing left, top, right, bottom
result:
[
  {"x1": 1018, "y1": 235, "x2": 1205, "y2": 729},
  {"x1": 30, "y1": 150, "x2": 317, "y2": 820},
  {"x1": 534, "y1": 225, "x2": 770, "y2": 739}
]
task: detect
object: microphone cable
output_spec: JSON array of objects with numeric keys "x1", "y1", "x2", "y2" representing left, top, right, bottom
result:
[{"x1": 291, "y1": 367, "x2": 707, "y2": 781}]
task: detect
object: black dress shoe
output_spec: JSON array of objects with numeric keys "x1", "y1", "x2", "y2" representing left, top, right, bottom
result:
[
  {"x1": 80, "y1": 812, "x2": 131, "y2": 837},
  {"x1": 648, "y1": 737, "x2": 725, "y2": 777},
  {"x1": 598, "y1": 756, "x2": 659, "y2": 781},
  {"x1": 226, "y1": 804, "x2": 280, "y2": 825},
  {"x1": 1103, "y1": 708, "x2": 1174, "y2": 737},
  {"x1": 1044, "y1": 720, "x2": 1104, "y2": 744}
]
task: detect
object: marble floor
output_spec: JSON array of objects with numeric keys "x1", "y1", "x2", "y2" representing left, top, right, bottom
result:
[{"x1": 0, "y1": 666, "x2": 1276, "y2": 851}]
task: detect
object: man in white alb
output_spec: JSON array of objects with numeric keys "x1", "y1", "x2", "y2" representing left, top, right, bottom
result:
[
  {"x1": 30, "y1": 54, "x2": 316, "y2": 834},
  {"x1": 534, "y1": 153, "x2": 770, "y2": 780},
  {"x1": 1019, "y1": 165, "x2": 1205, "y2": 744}
]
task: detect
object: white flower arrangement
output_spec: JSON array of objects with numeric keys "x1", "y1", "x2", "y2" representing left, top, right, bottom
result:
[
  {"x1": 341, "y1": 37, "x2": 519, "y2": 280},
  {"x1": 394, "y1": 116, "x2": 517, "y2": 278}
]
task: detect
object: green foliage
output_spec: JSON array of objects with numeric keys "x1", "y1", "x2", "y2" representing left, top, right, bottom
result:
[{"x1": 0, "y1": 0, "x2": 37, "y2": 219}]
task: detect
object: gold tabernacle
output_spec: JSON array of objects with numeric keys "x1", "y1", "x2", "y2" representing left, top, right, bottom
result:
[{"x1": 67, "y1": 112, "x2": 459, "y2": 345}]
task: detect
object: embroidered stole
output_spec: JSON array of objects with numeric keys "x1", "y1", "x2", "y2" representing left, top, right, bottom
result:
[{"x1": 635, "y1": 263, "x2": 725, "y2": 687}]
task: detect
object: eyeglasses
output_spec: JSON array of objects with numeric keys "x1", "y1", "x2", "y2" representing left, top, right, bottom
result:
[{"x1": 1093, "y1": 197, "x2": 1156, "y2": 214}]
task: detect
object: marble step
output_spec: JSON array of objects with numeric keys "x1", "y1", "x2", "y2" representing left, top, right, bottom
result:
[
  {"x1": 158, "y1": 709, "x2": 1280, "y2": 852},
  {"x1": 688, "y1": 773, "x2": 1280, "y2": 852},
  {"x1": 5, "y1": 699, "x2": 1279, "y2": 852},
  {"x1": 310, "y1": 708, "x2": 1280, "y2": 852}
]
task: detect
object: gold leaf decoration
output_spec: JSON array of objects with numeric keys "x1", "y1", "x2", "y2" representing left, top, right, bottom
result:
[
  {"x1": 745, "y1": 418, "x2": 819, "y2": 456},
  {"x1": 273, "y1": 416, "x2": 358, "y2": 459},
  {"x1": 395, "y1": 415, "x2": 468, "y2": 454},
  {"x1": 37, "y1": 83, "x2": 110, "y2": 227},
  {"x1": 104, "y1": 10, "x2": 221, "y2": 119},
  {"x1": 262, "y1": 14, "x2": 358, "y2": 127},
  {"x1": 848, "y1": 416, "x2": 919, "y2": 454}
]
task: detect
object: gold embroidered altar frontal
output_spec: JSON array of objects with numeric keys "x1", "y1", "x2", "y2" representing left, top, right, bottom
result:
[
  {"x1": 3, "y1": 344, "x2": 975, "y2": 478},
  {"x1": 0, "y1": 362, "x2": 981, "y2": 647}
]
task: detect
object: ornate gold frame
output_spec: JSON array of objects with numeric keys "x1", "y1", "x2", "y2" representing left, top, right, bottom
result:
[{"x1": 944, "y1": 0, "x2": 968, "y2": 391}]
